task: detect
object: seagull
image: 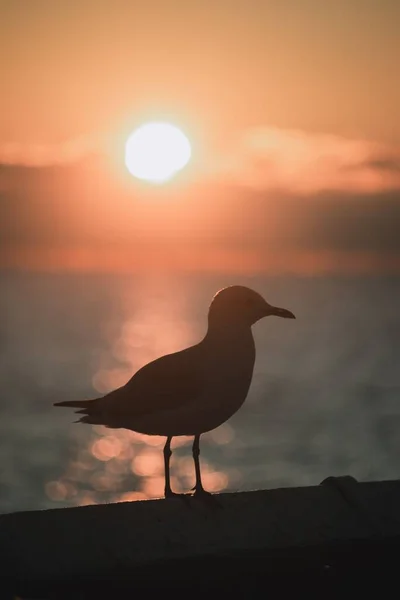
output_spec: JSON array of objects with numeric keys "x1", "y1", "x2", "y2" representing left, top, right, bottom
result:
[{"x1": 54, "y1": 285, "x2": 295, "y2": 500}]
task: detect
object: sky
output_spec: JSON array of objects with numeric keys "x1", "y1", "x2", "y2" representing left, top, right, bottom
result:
[{"x1": 1, "y1": 0, "x2": 400, "y2": 274}]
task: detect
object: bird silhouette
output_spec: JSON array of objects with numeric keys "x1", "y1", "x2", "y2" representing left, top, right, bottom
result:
[{"x1": 54, "y1": 285, "x2": 295, "y2": 500}]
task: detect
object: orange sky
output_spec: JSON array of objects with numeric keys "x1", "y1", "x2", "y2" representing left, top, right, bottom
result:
[
  {"x1": 1, "y1": 0, "x2": 400, "y2": 275},
  {"x1": 2, "y1": 155, "x2": 400, "y2": 275},
  {"x1": 2, "y1": 0, "x2": 400, "y2": 150}
]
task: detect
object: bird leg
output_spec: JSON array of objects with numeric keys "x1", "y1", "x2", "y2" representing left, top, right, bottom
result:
[
  {"x1": 163, "y1": 436, "x2": 175, "y2": 498},
  {"x1": 163, "y1": 436, "x2": 190, "y2": 502},
  {"x1": 192, "y1": 435, "x2": 222, "y2": 507},
  {"x1": 192, "y1": 435, "x2": 214, "y2": 497},
  {"x1": 192, "y1": 434, "x2": 206, "y2": 494}
]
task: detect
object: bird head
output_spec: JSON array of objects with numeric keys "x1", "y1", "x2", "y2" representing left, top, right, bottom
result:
[{"x1": 208, "y1": 285, "x2": 295, "y2": 328}]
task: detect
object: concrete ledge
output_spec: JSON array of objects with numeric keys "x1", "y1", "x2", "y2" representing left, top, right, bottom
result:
[{"x1": 2, "y1": 476, "x2": 400, "y2": 597}]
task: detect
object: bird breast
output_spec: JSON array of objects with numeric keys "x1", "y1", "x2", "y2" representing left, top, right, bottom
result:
[
  {"x1": 128, "y1": 328, "x2": 257, "y2": 437},
  {"x1": 200, "y1": 330, "x2": 256, "y2": 421}
]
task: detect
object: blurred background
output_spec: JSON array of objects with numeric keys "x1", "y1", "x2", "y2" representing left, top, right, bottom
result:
[
  {"x1": 1, "y1": 271, "x2": 399, "y2": 513},
  {"x1": 1, "y1": 0, "x2": 400, "y2": 513}
]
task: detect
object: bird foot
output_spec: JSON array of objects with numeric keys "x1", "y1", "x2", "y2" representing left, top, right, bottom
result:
[
  {"x1": 164, "y1": 490, "x2": 191, "y2": 505},
  {"x1": 192, "y1": 487, "x2": 222, "y2": 508}
]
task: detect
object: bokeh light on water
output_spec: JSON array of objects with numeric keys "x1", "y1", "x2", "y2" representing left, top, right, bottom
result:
[
  {"x1": 1, "y1": 271, "x2": 400, "y2": 513},
  {"x1": 40, "y1": 276, "x2": 236, "y2": 507},
  {"x1": 45, "y1": 423, "x2": 235, "y2": 506}
]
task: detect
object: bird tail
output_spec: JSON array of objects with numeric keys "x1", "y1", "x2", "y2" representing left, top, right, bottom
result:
[
  {"x1": 53, "y1": 399, "x2": 95, "y2": 410},
  {"x1": 54, "y1": 397, "x2": 108, "y2": 425}
]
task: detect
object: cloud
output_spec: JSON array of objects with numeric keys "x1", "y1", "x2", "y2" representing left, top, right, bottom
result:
[
  {"x1": 1, "y1": 156, "x2": 400, "y2": 275},
  {"x1": 360, "y1": 157, "x2": 400, "y2": 173},
  {"x1": 0, "y1": 130, "x2": 110, "y2": 167},
  {"x1": 2, "y1": 126, "x2": 400, "y2": 196},
  {"x1": 1, "y1": 125, "x2": 400, "y2": 274},
  {"x1": 223, "y1": 127, "x2": 400, "y2": 194}
]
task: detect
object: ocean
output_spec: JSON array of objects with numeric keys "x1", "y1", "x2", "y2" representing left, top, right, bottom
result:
[{"x1": 1, "y1": 271, "x2": 399, "y2": 514}]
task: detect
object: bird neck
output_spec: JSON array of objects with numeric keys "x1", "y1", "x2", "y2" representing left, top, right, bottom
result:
[{"x1": 205, "y1": 319, "x2": 254, "y2": 345}]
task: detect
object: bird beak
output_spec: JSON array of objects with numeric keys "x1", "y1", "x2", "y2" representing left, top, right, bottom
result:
[{"x1": 268, "y1": 305, "x2": 296, "y2": 319}]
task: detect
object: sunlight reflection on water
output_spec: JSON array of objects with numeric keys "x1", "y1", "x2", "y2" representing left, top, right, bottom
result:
[
  {"x1": 92, "y1": 276, "x2": 195, "y2": 393},
  {"x1": 45, "y1": 276, "x2": 237, "y2": 506},
  {"x1": 49, "y1": 422, "x2": 237, "y2": 506},
  {"x1": 1, "y1": 272, "x2": 400, "y2": 513}
]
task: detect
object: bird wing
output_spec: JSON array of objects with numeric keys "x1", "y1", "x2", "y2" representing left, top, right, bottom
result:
[
  {"x1": 122, "y1": 344, "x2": 204, "y2": 414},
  {"x1": 78, "y1": 343, "x2": 205, "y2": 424}
]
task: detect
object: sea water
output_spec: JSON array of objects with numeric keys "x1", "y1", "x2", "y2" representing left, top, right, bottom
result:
[{"x1": 1, "y1": 271, "x2": 399, "y2": 513}]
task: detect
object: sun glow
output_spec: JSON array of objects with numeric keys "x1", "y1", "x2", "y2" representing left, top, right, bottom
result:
[{"x1": 125, "y1": 122, "x2": 192, "y2": 183}]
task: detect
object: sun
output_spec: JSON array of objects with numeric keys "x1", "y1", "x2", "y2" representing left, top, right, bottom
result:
[{"x1": 124, "y1": 122, "x2": 192, "y2": 184}]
